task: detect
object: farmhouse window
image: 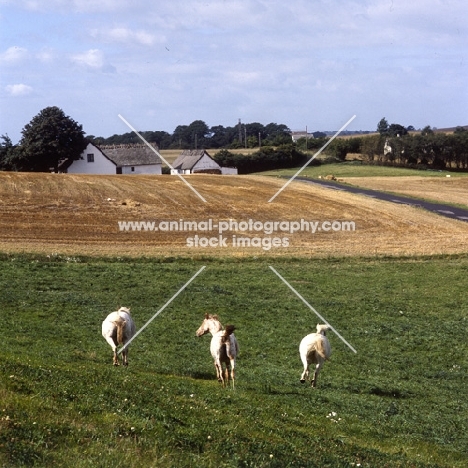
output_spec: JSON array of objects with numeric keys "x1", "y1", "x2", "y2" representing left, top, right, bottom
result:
[
  {"x1": 131, "y1": 167, "x2": 135, "y2": 172},
  {"x1": 87, "y1": 154, "x2": 94, "y2": 163}
]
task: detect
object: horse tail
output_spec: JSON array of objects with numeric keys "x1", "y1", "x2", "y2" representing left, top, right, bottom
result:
[
  {"x1": 222, "y1": 325, "x2": 236, "y2": 343},
  {"x1": 315, "y1": 336, "x2": 328, "y2": 360},
  {"x1": 115, "y1": 317, "x2": 127, "y2": 345}
]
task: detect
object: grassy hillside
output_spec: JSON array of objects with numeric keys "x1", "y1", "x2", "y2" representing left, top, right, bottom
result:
[
  {"x1": 256, "y1": 161, "x2": 468, "y2": 178},
  {"x1": 1, "y1": 254, "x2": 467, "y2": 467}
]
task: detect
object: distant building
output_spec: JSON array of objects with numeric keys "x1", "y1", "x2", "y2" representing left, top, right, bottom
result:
[
  {"x1": 171, "y1": 149, "x2": 237, "y2": 175},
  {"x1": 60, "y1": 142, "x2": 162, "y2": 175},
  {"x1": 290, "y1": 131, "x2": 315, "y2": 142}
]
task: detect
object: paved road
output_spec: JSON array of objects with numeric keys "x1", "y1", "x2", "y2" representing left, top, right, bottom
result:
[{"x1": 294, "y1": 177, "x2": 468, "y2": 224}]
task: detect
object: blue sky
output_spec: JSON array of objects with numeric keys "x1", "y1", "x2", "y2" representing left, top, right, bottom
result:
[{"x1": 1, "y1": 0, "x2": 466, "y2": 143}]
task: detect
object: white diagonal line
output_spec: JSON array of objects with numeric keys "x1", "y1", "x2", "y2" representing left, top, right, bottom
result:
[
  {"x1": 268, "y1": 115, "x2": 356, "y2": 203},
  {"x1": 269, "y1": 266, "x2": 357, "y2": 353},
  {"x1": 118, "y1": 266, "x2": 206, "y2": 354},
  {"x1": 118, "y1": 114, "x2": 207, "y2": 203}
]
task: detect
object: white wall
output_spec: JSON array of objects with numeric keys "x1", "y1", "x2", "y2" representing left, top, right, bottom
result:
[
  {"x1": 122, "y1": 164, "x2": 162, "y2": 175},
  {"x1": 67, "y1": 143, "x2": 116, "y2": 174},
  {"x1": 171, "y1": 169, "x2": 191, "y2": 175},
  {"x1": 221, "y1": 167, "x2": 238, "y2": 175}
]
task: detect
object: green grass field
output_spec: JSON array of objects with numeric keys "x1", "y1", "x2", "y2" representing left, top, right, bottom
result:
[
  {"x1": 256, "y1": 161, "x2": 468, "y2": 178},
  {"x1": 1, "y1": 254, "x2": 467, "y2": 467}
]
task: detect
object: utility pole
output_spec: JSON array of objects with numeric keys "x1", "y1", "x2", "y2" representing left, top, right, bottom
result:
[{"x1": 238, "y1": 119, "x2": 242, "y2": 145}]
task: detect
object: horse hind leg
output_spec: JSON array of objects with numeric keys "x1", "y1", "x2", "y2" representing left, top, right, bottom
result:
[
  {"x1": 113, "y1": 348, "x2": 120, "y2": 366},
  {"x1": 228, "y1": 359, "x2": 235, "y2": 389},
  {"x1": 230, "y1": 366, "x2": 235, "y2": 389},
  {"x1": 122, "y1": 348, "x2": 129, "y2": 367},
  {"x1": 224, "y1": 365, "x2": 230, "y2": 388},
  {"x1": 214, "y1": 361, "x2": 223, "y2": 384},
  {"x1": 311, "y1": 363, "x2": 322, "y2": 387}
]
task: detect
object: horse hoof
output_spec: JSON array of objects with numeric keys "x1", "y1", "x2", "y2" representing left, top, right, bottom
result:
[{"x1": 300, "y1": 379, "x2": 305, "y2": 383}]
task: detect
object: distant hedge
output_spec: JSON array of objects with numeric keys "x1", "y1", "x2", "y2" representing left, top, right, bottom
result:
[{"x1": 213, "y1": 145, "x2": 318, "y2": 174}]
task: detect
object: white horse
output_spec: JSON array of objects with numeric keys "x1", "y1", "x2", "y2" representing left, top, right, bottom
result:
[
  {"x1": 299, "y1": 324, "x2": 332, "y2": 387},
  {"x1": 196, "y1": 313, "x2": 239, "y2": 388},
  {"x1": 101, "y1": 307, "x2": 136, "y2": 366}
]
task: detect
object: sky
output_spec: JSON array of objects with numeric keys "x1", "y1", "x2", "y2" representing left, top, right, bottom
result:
[{"x1": 0, "y1": 0, "x2": 467, "y2": 144}]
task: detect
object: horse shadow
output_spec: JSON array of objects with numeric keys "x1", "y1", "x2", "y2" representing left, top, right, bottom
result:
[{"x1": 185, "y1": 371, "x2": 216, "y2": 381}]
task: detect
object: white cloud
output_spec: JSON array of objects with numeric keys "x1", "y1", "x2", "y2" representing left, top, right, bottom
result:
[
  {"x1": 5, "y1": 83, "x2": 33, "y2": 96},
  {"x1": 0, "y1": 46, "x2": 28, "y2": 64},
  {"x1": 70, "y1": 49, "x2": 115, "y2": 72},
  {"x1": 90, "y1": 27, "x2": 161, "y2": 46},
  {"x1": 1, "y1": 0, "x2": 466, "y2": 140},
  {"x1": 3, "y1": 0, "x2": 132, "y2": 13},
  {"x1": 36, "y1": 48, "x2": 56, "y2": 63},
  {"x1": 71, "y1": 49, "x2": 103, "y2": 68}
]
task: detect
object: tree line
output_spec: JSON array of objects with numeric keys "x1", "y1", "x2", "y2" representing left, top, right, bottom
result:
[
  {"x1": 213, "y1": 145, "x2": 316, "y2": 174},
  {"x1": 211, "y1": 117, "x2": 468, "y2": 174},
  {"x1": 360, "y1": 118, "x2": 468, "y2": 170},
  {"x1": 1, "y1": 107, "x2": 467, "y2": 173},
  {"x1": 88, "y1": 119, "x2": 293, "y2": 150}
]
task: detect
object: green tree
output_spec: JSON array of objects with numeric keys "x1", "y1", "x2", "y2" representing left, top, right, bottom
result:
[
  {"x1": 263, "y1": 123, "x2": 291, "y2": 145},
  {"x1": 245, "y1": 122, "x2": 266, "y2": 147},
  {"x1": 377, "y1": 117, "x2": 389, "y2": 135},
  {"x1": 171, "y1": 120, "x2": 210, "y2": 149},
  {"x1": 19, "y1": 106, "x2": 87, "y2": 172},
  {"x1": 421, "y1": 125, "x2": 434, "y2": 136},
  {"x1": 388, "y1": 123, "x2": 408, "y2": 137},
  {"x1": 171, "y1": 125, "x2": 190, "y2": 148},
  {"x1": 361, "y1": 135, "x2": 384, "y2": 161},
  {"x1": 0, "y1": 135, "x2": 13, "y2": 170},
  {"x1": 140, "y1": 131, "x2": 171, "y2": 149},
  {"x1": 208, "y1": 125, "x2": 236, "y2": 148},
  {"x1": 451, "y1": 131, "x2": 468, "y2": 168}
]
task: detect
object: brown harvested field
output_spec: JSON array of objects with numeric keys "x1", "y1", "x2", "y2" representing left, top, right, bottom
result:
[
  {"x1": 342, "y1": 176, "x2": 468, "y2": 207},
  {"x1": 0, "y1": 172, "x2": 467, "y2": 258}
]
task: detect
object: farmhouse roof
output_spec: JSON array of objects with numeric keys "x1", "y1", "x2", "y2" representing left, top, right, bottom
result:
[
  {"x1": 99, "y1": 143, "x2": 161, "y2": 167},
  {"x1": 172, "y1": 149, "x2": 215, "y2": 170}
]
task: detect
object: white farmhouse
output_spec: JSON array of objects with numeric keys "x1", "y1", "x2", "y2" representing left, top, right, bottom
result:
[
  {"x1": 290, "y1": 131, "x2": 314, "y2": 142},
  {"x1": 61, "y1": 142, "x2": 162, "y2": 175},
  {"x1": 171, "y1": 149, "x2": 237, "y2": 175}
]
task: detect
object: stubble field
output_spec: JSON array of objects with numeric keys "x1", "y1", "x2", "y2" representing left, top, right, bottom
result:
[
  {"x1": 0, "y1": 172, "x2": 467, "y2": 258},
  {"x1": 342, "y1": 176, "x2": 468, "y2": 207}
]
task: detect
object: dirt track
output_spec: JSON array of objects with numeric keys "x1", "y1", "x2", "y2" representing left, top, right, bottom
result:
[{"x1": 0, "y1": 172, "x2": 467, "y2": 258}]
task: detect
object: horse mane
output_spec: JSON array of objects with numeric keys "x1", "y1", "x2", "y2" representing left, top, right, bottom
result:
[
  {"x1": 204, "y1": 312, "x2": 219, "y2": 320},
  {"x1": 222, "y1": 324, "x2": 236, "y2": 343}
]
